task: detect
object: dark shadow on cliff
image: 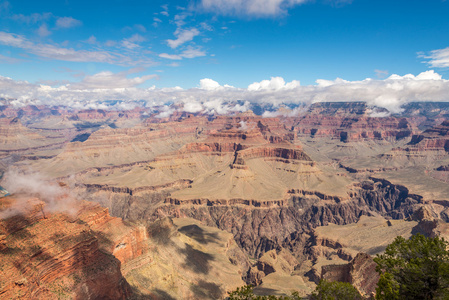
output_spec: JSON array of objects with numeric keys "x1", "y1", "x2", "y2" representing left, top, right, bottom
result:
[
  {"x1": 254, "y1": 287, "x2": 282, "y2": 296},
  {"x1": 129, "y1": 287, "x2": 175, "y2": 300},
  {"x1": 150, "y1": 289, "x2": 176, "y2": 300},
  {"x1": 190, "y1": 280, "x2": 223, "y2": 299},
  {"x1": 411, "y1": 220, "x2": 437, "y2": 237},
  {"x1": 147, "y1": 218, "x2": 175, "y2": 246},
  {"x1": 367, "y1": 245, "x2": 387, "y2": 255},
  {"x1": 178, "y1": 224, "x2": 220, "y2": 245},
  {"x1": 179, "y1": 243, "x2": 214, "y2": 274},
  {"x1": 1, "y1": 213, "x2": 53, "y2": 269},
  {"x1": 2, "y1": 213, "x2": 37, "y2": 236}
]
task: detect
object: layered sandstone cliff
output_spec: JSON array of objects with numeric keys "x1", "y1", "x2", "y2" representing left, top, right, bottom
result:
[
  {"x1": 0, "y1": 197, "x2": 131, "y2": 299},
  {"x1": 407, "y1": 120, "x2": 449, "y2": 152}
]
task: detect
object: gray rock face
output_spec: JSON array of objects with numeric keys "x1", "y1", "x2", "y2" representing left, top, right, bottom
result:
[{"x1": 81, "y1": 177, "x2": 422, "y2": 261}]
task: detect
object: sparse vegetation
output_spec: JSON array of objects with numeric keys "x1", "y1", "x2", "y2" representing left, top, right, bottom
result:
[
  {"x1": 228, "y1": 280, "x2": 363, "y2": 300},
  {"x1": 310, "y1": 280, "x2": 362, "y2": 300},
  {"x1": 374, "y1": 233, "x2": 449, "y2": 300},
  {"x1": 227, "y1": 285, "x2": 301, "y2": 300}
]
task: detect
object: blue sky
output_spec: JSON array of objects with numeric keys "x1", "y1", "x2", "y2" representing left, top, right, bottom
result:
[
  {"x1": 0, "y1": 0, "x2": 449, "y2": 114},
  {"x1": 0, "y1": 0, "x2": 448, "y2": 89}
]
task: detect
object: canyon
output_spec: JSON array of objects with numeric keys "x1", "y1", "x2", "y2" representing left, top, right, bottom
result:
[{"x1": 1, "y1": 101, "x2": 449, "y2": 299}]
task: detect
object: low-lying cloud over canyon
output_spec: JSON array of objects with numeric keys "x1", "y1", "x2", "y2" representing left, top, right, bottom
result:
[{"x1": 1, "y1": 70, "x2": 448, "y2": 115}]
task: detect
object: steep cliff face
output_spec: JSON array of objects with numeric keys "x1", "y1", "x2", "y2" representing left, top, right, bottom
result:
[
  {"x1": 145, "y1": 178, "x2": 420, "y2": 259},
  {"x1": 0, "y1": 197, "x2": 131, "y2": 299},
  {"x1": 293, "y1": 114, "x2": 414, "y2": 142},
  {"x1": 180, "y1": 142, "x2": 247, "y2": 154},
  {"x1": 236, "y1": 146, "x2": 312, "y2": 161},
  {"x1": 407, "y1": 120, "x2": 449, "y2": 152},
  {"x1": 76, "y1": 202, "x2": 149, "y2": 265},
  {"x1": 354, "y1": 178, "x2": 422, "y2": 219},
  {"x1": 0, "y1": 193, "x2": 258, "y2": 299},
  {"x1": 74, "y1": 175, "x2": 420, "y2": 268}
]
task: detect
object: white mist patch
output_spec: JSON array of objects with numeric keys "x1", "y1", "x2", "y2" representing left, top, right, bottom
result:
[
  {"x1": 261, "y1": 106, "x2": 307, "y2": 118},
  {"x1": 0, "y1": 170, "x2": 79, "y2": 218},
  {"x1": 238, "y1": 120, "x2": 256, "y2": 131},
  {"x1": 239, "y1": 121, "x2": 248, "y2": 131}
]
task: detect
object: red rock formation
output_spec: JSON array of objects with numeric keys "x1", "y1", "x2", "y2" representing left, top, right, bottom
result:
[
  {"x1": 407, "y1": 120, "x2": 449, "y2": 152},
  {"x1": 77, "y1": 202, "x2": 149, "y2": 265},
  {"x1": 294, "y1": 114, "x2": 414, "y2": 142},
  {"x1": 180, "y1": 142, "x2": 246, "y2": 154},
  {"x1": 0, "y1": 197, "x2": 146, "y2": 299},
  {"x1": 236, "y1": 146, "x2": 312, "y2": 161},
  {"x1": 208, "y1": 128, "x2": 265, "y2": 143}
]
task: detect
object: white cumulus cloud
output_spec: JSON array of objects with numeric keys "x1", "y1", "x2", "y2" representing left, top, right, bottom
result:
[
  {"x1": 167, "y1": 28, "x2": 200, "y2": 48},
  {"x1": 199, "y1": 78, "x2": 221, "y2": 90},
  {"x1": 1, "y1": 72, "x2": 449, "y2": 117},
  {"x1": 183, "y1": 100, "x2": 204, "y2": 113},
  {"x1": 248, "y1": 76, "x2": 300, "y2": 91}
]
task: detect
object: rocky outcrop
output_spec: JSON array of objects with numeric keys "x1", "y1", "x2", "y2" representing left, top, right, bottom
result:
[
  {"x1": 355, "y1": 178, "x2": 422, "y2": 219},
  {"x1": 294, "y1": 114, "x2": 414, "y2": 142},
  {"x1": 180, "y1": 142, "x2": 247, "y2": 154},
  {"x1": 78, "y1": 179, "x2": 192, "y2": 196},
  {"x1": 321, "y1": 264, "x2": 351, "y2": 283},
  {"x1": 287, "y1": 102, "x2": 418, "y2": 142},
  {"x1": 152, "y1": 178, "x2": 419, "y2": 258},
  {"x1": 77, "y1": 202, "x2": 149, "y2": 266},
  {"x1": 403, "y1": 121, "x2": 449, "y2": 153},
  {"x1": 246, "y1": 249, "x2": 298, "y2": 286},
  {"x1": 208, "y1": 128, "x2": 266, "y2": 143},
  {"x1": 0, "y1": 198, "x2": 132, "y2": 299},
  {"x1": 436, "y1": 165, "x2": 449, "y2": 171},
  {"x1": 236, "y1": 146, "x2": 312, "y2": 161},
  {"x1": 321, "y1": 253, "x2": 379, "y2": 298},
  {"x1": 78, "y1": 176, "x2": 422, "y2": 262},
  {"x1": 288, "y1": 189, "x2": 346, "y2": 203}
]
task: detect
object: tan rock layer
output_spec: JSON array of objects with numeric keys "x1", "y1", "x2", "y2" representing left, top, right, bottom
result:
[
  {"x1": 164, "y1": 197, "x2": 287, "y2": 208},
  {"x1": 78, "y1": 179, "x2": 192, "y2": 195}
]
